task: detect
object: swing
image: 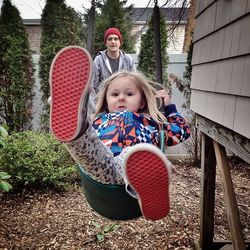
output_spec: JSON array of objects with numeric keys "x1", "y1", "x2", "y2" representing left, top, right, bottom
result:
[{"x1": 78, "y1": 131, "x2": 166, "y2": 220}]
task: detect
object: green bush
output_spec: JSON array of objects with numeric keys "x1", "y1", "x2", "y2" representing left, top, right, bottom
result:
[
  {"x1": 0, "y1": 171, "x2": 13, "y2": 191},
  {"x1": 39, "y1": 0, "x2": 85, "y2": 130},
  {"x1": 0, "y1": 125, "x2": 8, "y2": 148},
  {"x1": 0, "y1": 125, "x2": 13, "y2": 192},
  {"x1": 0, "y1": 0, "x2": 35, "y2": 132},
  {"x1": 0, "y1": 131, "x2": 78, "y2": 190}
]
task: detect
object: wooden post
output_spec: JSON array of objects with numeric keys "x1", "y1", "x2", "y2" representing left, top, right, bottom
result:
[
  {"x1": 153, "y1": 1, "x2": 163, "y2": 84},
  {"x1": 213, "y1": 141, "x2": 245, "y2": 250},
  {"x1": 199, "y1": 133, "x2": 216, "y2": 249}
]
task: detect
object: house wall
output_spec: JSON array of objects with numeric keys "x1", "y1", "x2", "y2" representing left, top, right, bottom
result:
[
  {"x1": 131, "y1": 23, "x2": 186, "y2": 54},
  {"x1": 190, "y1": 0, "x2": 250, "y2": 139},
  {"x1": 25, "y1": 20, "x2": 186, "y2": 55},
  {"x1": 25, "y1": 25, "x2": 41, "y2": 54}
]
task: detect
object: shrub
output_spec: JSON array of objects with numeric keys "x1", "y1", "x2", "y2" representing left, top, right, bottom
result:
[
  {"x1": 0, "y1": 131, "x2": 78, "y2": 190},
  {"x1": 0, "y1": 125, "x2": 8, "y2": 148},
  {"x1": 0, "y1": 171, "x2": 13, "y2": 191},
  {"x1": 0, "y1": 125, "x2": 13, "y2": 192},
  {"x1": 39, "y1": 0, "x2": 85, "y2": 130},
  {"x1": 0, "y1": 0, "x2": 35, "y2": 132}
]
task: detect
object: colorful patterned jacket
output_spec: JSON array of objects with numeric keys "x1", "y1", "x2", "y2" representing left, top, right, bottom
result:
[{"x1": 92, "y1": 104, "x2": 190, "y2": 156}]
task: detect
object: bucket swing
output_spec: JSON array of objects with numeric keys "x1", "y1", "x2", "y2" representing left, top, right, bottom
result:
[{"x1": 77, "y1": 131, "x2": 166, "y2": 220}]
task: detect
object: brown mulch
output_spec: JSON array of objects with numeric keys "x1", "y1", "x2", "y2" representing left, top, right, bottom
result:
[{"x1": 0, "y1": 160, "x2": 249, "y2": 250}]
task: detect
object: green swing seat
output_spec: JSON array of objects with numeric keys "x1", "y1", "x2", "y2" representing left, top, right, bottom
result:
[
  {"x1": 78, "y1": 131, "x2": 165, "y2": 220},
  {"x1": 78, "y1": 165, "x2": 142, "y2": 220}
]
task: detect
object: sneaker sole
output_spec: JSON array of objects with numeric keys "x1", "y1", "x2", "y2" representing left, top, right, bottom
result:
[
  {"x1": 125, "y1": 144, "x2": 170, "y2": 221},
  {"x1": 50, "y1": 46, "x2": 92, "y2": 141}
]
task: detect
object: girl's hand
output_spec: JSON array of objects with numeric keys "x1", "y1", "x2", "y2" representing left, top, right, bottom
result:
[{"x1": 155, "y1": 90, "x2": 171, "y2": 106}]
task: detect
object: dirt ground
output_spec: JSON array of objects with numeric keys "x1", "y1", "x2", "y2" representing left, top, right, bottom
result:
[{"x1": 0, "y1": 160, "x2": 249, "y2": 250}]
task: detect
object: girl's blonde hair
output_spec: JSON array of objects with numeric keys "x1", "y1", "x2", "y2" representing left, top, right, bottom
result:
[{"x1": 95, "y1": 71, "x2": 168, "y2": 124}]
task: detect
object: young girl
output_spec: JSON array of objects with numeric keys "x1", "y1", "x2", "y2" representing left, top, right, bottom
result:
[{"x1": 50, "y1": 46, "x2": 190, "y2": 221}]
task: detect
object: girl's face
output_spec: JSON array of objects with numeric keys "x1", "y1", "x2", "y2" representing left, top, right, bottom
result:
[{"x1": 106, "y1": 76, "x2": 145, "y2": 113}]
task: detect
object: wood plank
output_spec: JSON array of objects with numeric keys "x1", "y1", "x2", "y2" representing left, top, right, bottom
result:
[
  {"x1": 213, "y1": 141, "x2": 245, "y2": 250},
  {"x1": 190, "y1": 65, "x2": 200, "y2": 88},
  {"x1": 199, "y1": 133, "x2": 216, "y2": 249},
  {"x1": 216, "y1": 59, "x2": 233, "y2": 93},
  {"x1": 190, "y1": 90, "x2": 208, "y2": 115},
  {"x1": 222, "y1": 25, "x2": 233, "y2": 58},
  {"x1": 219, "y1": 244, "x2": 233, "y2": 250},
  {"x1": 241, "y1": 56, "x2": 250, "y2": 96},
  {"x1": 238, "y1": 15, "x2": 250, "y2": 55},
  {"x1": 223, "y1": 95, "x2": 236, "y2": 129},
  {"x1": 196, "y1": 115, "x2": 250, "y2": 164},
  {"x1": 215, "y1": 0, "x2": 232, "y2": 30},
  {"x1": 200, "y1": 36, "x2": 212, "y2": 63},
  {"x1": 206, "y1": 93, "x2": 225, "y2": 124},
  {"x1": 194, "y1": 0, "x2": 200, "y2": 17},
  {"x1": 230, "y1": 57, "x2": 244, "y2": 95},
  {"x1": 231, "y1": 0, "x2": 248, "y2": 21},
  {"x1": 234, "y1": 97, "x2": 250, "y2": 139},
  {"x1": 230, "y1": 20, "x2": 242, "y2": 57}
]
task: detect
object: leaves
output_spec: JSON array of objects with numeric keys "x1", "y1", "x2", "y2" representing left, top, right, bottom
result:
[
  {"x1": 0, "y1": 171, "x2": 11, "y2": 180},
  {"x1": 0, "y1": 171, "x2": 12, "y2": 191},
  {"x1": 0, "y1": 126, "x2": 8, "y2": 148},
  {"x1": 91, "y1": 221, "x2": 121, "y2": 242},
  {"x1": 0, "y1": 126, "x2": 8, "y2": 139},
  {"x1": 0, "y1": 179, "x2": 13, "y2": 191}
]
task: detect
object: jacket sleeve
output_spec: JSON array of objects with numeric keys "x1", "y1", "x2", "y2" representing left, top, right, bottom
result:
[
  {"x1": 162, "y1": 104, "x2": 190, "y2": 146},
  {"x1": 92, "y1": 58, "x2": 101, "y2": 93},
  {"x1": 130, "y1": 57, "x2": 136, "y2": 71},
  {"x1": 126, "y1": 54, "x2": 136, "y2": 71}
]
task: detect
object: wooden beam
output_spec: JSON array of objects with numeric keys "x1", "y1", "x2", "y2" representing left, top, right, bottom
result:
[
  {"x1": 213, "y1": 141, "x2": 245, "y2": 250},
  {"x1": 196, "y1": 115, "x2": 250, "y2": 164},
  {"x1": 199, "y1": 133, "x2": 217, "y2": 249}
]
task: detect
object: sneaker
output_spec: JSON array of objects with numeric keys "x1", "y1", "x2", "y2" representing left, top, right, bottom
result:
[
  {"x1": 50, "y1": 46, "x2": 92, "y2": 142},
  {"x1": 124, "y1": 143, "x2": 171, "y2": 221}
]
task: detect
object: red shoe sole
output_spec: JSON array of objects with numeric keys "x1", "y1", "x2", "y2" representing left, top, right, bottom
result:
[
  {"x1": 126, "y1": 149, "x2": 170, "y2": 221},
  {"x1": 50, "y1": 46, "x2": 92, "y2": 141}
]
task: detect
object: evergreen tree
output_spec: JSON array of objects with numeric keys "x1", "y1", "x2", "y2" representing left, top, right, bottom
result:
[
  {"x1": 93, "y1": 0, "x2": 135, "y2": 56},
  {"x1": 183, "y1": 39, "x2": 193, "y2": 108},
  {"x1": 138, "y1": 10, "x2": 169, "y2": 88},
  {"x1": 39, "y1": 0, "x2": 85, "y2": 129},
  {"x1": 0, "y1": 0, "x2": 35, "y2": 132}
]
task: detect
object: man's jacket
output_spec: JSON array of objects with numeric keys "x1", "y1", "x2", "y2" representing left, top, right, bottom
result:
[{"x1": 92, "y1": 50, "x2": 135, "y2": 92}]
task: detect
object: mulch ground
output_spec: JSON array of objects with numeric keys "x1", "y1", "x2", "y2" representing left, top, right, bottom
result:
[{"x1": 0, "y1": 160, "x2": 249, "y2": 250}]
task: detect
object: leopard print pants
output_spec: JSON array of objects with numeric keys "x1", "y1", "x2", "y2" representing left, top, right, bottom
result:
[{"x1": 64, "y1": 124, "x2": 128, "y2": 185}]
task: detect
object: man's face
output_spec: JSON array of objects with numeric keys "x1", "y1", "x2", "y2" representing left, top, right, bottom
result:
[{"x1": 105, "y1": 34, "x2": 121, "y2": 52}]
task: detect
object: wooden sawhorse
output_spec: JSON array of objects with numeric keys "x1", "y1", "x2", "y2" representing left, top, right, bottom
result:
[{"x1": 194, "y1": 116, "x2": 250, "y2": 250}]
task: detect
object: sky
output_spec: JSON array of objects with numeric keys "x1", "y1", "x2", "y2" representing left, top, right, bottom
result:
[{"x1": 0, "y1": 0, "x2": 176, "y2": 19}]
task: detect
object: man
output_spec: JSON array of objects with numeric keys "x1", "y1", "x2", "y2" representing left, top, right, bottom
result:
[{"x1": 92, "y1": 27, "x2": 136, "y2": 93}]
